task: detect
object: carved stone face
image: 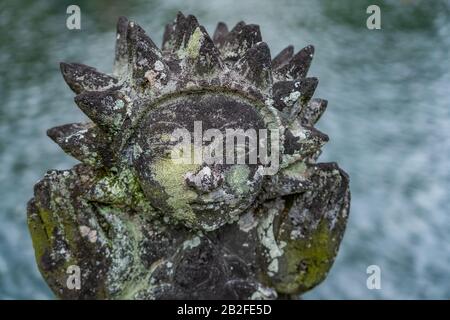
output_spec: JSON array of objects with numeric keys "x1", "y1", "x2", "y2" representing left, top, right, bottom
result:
[{"x1": 128, "y1": 92, "x2": 268, "y2": 230}]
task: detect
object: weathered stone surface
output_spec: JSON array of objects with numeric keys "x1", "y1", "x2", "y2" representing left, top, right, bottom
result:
[
  {"x1": 272, "y1": 45, "x2": 294, "y2": 70},
  {"x1": 60, "y1": 62, "x2": 118, "y2": 94},
  {"x1": 28, "y1": 13, "x2": 350, "y2": 300}
]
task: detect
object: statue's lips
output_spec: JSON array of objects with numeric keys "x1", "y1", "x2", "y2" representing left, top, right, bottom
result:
[
  {"x1": 189, "y1": 197, "x2": 245, "y2": 212},
  {"x1": 188, "y1": 192, "x2": 237, "y2": 207},
  {"x1": 189, "y1": 199, "x2": 225, "y2": 207}
]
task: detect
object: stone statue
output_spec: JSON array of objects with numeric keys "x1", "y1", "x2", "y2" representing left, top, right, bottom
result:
[{"x1": 27, "y1": 13, "x2": 350, "y2": 299}]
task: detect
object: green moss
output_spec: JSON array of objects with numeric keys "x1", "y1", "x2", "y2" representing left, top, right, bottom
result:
[
  {"x1": 28, "y1": 206, "x2": 80, "y2": 283},
  {"x1": 28, "y1": 210, "x2": 51, "y2": 263},
  {"x1": 37, "y1": 208, "x2": 57, "y2": 239},
  {"x1": 275, "y1": 220, "x2": 335, "y2": 294}
]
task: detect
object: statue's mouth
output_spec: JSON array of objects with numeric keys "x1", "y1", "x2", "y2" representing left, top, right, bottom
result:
[
  {"x1": 188, "y1": 191, "x2": 237, "y2": 208},
  {"x1": 189, "y1": 199, "x2": 225, "y2": 208}
]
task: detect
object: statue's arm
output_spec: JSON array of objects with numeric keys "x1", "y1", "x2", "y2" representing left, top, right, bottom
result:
[
  {"x1": 257, "y1": 162, "x2": 350, "y2": 296},
  {"x1": 27, "y1": 164, "x2": 154, "y2": 299}
]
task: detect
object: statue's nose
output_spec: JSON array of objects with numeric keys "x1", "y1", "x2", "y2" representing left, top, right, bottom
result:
[{"x1": 185, "y1": 166, "x2": 224, "y2": 193}]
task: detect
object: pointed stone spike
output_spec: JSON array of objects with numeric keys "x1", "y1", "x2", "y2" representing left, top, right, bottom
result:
[
  {"x1": 113, "y1": 16, "x2": 129, "y2": 77},
  {"x1": 162, "y1": 23, "x2": 174, "y2": 50},
  {"x1": 181, "y1": 14, "x2": 201, "y2": 42},
  {"x1": 219, "y1": 20, "x2": 245, "y2": 58},
  {"x1": 272, "y1": 45, "x2": 294, "y2": 70},
  {"x1": 47, "y1": 123, "x2": 112, "y2": 167},
  {"x1": 300, "y1": 77, "x2": 319, "y2": 98},
  {"x1": 241, "y1": 24, "x2": 262, "y2": 44},
  {"x1": 283, "y1": 125, "x2": 329, "y2": 161},
  {"x1": 234, "y1": 42, "x2": 272, "y2": 90},
  {"x1": 288, "y1": 45, "x2": 314, "y2": 79},
  {"x1": 127, "y1": 21, "x2": 169, "y2": 89},
  {"x1": 275, "y1": 45, "x2": 314, "y2": 80},
  {"x1": 230, "y1": 21, "x2": 246, "y2": 34},
  {"x1": 304, "y1": 125, "x2": 329, "y2": 148},
  {"x1": 74, "y1": 90, "x2": 128, "y2": 133},
  {"x1": 60, "y1": 63, "x2": 118, "y2": 94},
  {"x1": 273, "y1": 77, "x2": 319, "y2": 113},
  {"x1": 273, "y1": 80, "x2": 296, "y2": 112},
  {"x1": 162, "y1": 12, "x2": 185, "y2": 51},
  {"x1": 221, "y1": 23, "x2": 262, "y2": 61},
  {"x1": 289, "y1": 77, "x2": 319, "y2": 117},
  {"x1": 162, "y1": 13, "x2": 200, "y2": 53},
  {"x1": 299, "y1": 98, "x2": 328, "y2": 126},
  {"x1": 181, "y1": 25, "x2": 223, "y2": 75},
  {"x1": 213, "y1": 22, "x2": 229, "y2": 47}
]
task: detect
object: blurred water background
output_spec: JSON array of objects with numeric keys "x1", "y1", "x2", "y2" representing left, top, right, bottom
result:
[{"x1": 0, "y1": 0, "x2": 449, "y2": 299}]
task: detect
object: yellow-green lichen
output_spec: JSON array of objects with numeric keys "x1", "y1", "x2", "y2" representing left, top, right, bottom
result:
[
  {"x1": 274, "y1": 220, "x2": 335, "y2": 294},
  {"x1": 151, "y1": 157, "x2": 199, "y2": 225},
  {"x1": 185, "y1": 27, "x2": 203, "y2": 59},
  {"x1": 177, "y1": 27, "x2": 203, "y2": 60},
  {"x1": 28, "y1": 206, "x2": 81, "y2": 283},
  {"x1": 28, "y1": 209, "x2": 52, "y2": 263}
]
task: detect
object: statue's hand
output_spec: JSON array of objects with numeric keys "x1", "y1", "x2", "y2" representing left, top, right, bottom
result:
[
  {"x1": 258, "y1": 162, "x2": 350, "y2": 296},
  {"x1": 27, "y1": 164, "x2": 146, "y2": 299}
]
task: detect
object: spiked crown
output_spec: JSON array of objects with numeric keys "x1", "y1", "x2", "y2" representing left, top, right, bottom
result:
[{"x1": 51, "y1": 12, "x2": 328, "y2": 173}]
